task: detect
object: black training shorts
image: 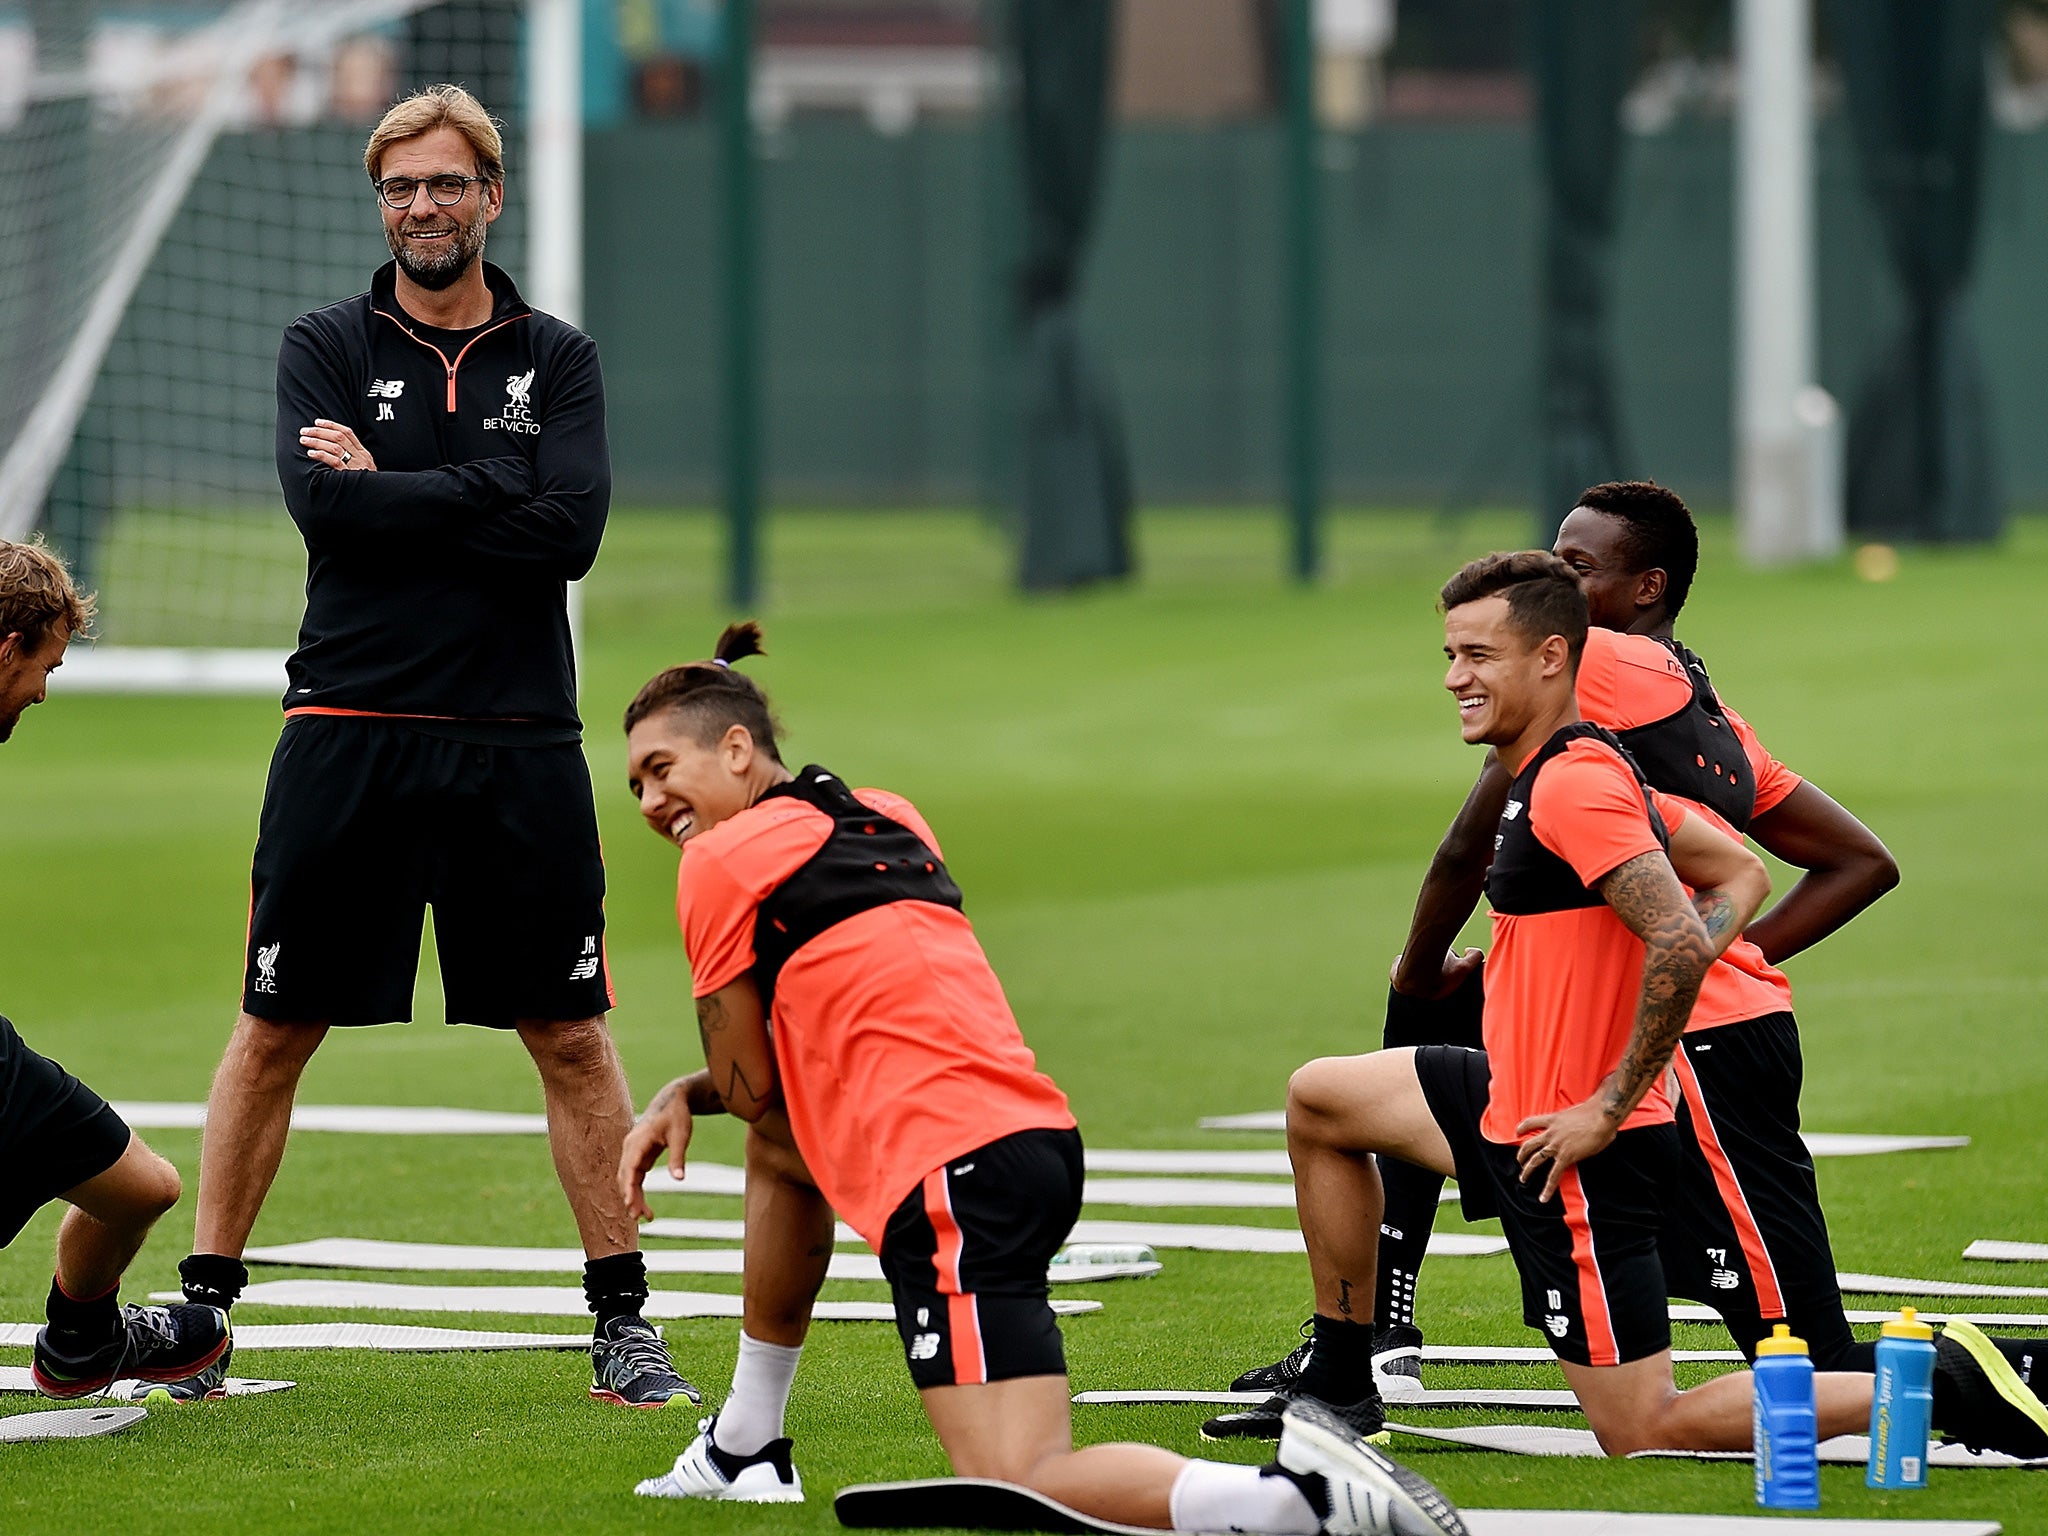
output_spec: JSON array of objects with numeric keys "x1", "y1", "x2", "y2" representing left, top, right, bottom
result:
[
  {"x1": 878, "y1": 1128, "x2": 1084, "y2": 1389},
  {"x1": 1661, "y1": 1013, "x2": 1853, "y2": 1368},
  {"x1": 1381, "y1": 969, "x2": 1485, "y2": 1053},
  {"x1": 1415, "y1": 1044, "x2": 1676, "y2": 1368},
  {"x1": 0, "y1": 1016, "x2": 131, "y2": 1246},
  {"x1": 243, "y1": 716, "x2": 613, "y2": 1028}
]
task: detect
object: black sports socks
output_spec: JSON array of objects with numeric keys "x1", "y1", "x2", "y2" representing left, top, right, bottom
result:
[
  {"x1": 1294, "y1": 1314, "x2": 1378, "y2": 1404},
  {"x1": 1373, "y1": 1155, "x2": 1442, "y2": 1330},
  {"x1": 45, "y1": 1276, "x2": 119, "y2": 1348},
  {"x1": 179, "y1": 1253, "x2": 250, "y2": 1312},
  {"x1": 584, "y1": 1251, "x2": 650, "y2": 1324}
]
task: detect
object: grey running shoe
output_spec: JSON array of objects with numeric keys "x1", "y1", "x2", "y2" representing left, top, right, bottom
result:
[
  {"x1": 34, "y1": 1304, "x2": 230, "y2": 1401},
  {"x1": 591, "y1": 1315, "x2": 701, "y2": 1408}
]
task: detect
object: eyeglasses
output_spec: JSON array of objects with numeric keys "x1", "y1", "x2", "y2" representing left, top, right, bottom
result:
[{"x1": 375, "y1": 174, "x2": 487, "y2": 210}]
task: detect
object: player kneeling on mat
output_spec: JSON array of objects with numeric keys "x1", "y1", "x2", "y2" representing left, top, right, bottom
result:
[
  {"x1": 617, "y1": 624, "x2": 1469, "y2": 1536},
  {"x1": 0, "y1": 540, "x2": 230, "y2": 1399},
  {"x1": 1272, "y1": 552, "x2": 2048, "y2": 1461}
]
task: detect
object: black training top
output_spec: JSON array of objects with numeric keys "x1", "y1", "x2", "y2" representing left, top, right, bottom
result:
[{"x1": 273, "y1": 261, "x2": 608, "y2": 744}]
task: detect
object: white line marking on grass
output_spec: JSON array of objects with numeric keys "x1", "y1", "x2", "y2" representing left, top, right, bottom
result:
[
  {"x1": 160, "y1": 1280, "x2": 1101, "y2": 1321},
  {"x1": 111, "y1": 1102, "x2": 548, "y2": 1135},
  {"x1": 1965, "y1": 1240, "x2": 2048, "y2": 1263}
]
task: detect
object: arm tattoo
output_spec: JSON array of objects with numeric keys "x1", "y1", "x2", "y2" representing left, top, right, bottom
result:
[
  {"x1": 646, "y1": 1080, "x2": 680, "y2": 1115},
  {"x1": 682, "y1": 1072, "x2": 728, "y2": 1117},
  {"x1": 1692, "y1": 887, "x2": 1739, "y2": 949},
  {"x1": 697, "y1": 991, "x2": 729, "y2": 1035},
  {"x1": 1598, "y1": 852, "x2": 1715, "y2": 1124},
  {"x1": 695, "y1": 993, "x2": 770, "y2": 1115}
]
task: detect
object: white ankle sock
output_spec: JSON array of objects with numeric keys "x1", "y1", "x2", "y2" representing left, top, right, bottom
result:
[
  {"x1": 1169, "y1": 1459, "x2": 1319, "y2": 1535},
  {"x1": 711, "y1": 1332, "x2": 803, "y2": 1456}
]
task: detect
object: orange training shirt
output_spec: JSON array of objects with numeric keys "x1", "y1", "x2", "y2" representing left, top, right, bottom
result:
[
  {"x1": 1481, "y1": 733, "x2": 1684, "y2": 1143},
  {"x1": 676, "y1": 786, "x2": 1074, "y2": 1248},
  {"x1": 1574, "y1": 628, "x2": 1797, "y2": 1030}
]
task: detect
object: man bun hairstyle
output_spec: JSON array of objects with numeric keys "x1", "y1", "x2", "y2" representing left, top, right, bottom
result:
[
  {"x1": 364, "y1": 84, "x2": 505, "y2": 186},
  {"x1": 0, "y1": 537, "x2": 95, "y2": 650},
  {"x1": 1574, "y1": 479, "x2": 1699, "y2": 618},
  {"x1": 1439, "y1": 550, "x2": 1589, "y2": 664},
  {"x1": 623, "y1": 621, "x2": 785, "y2": 761}
]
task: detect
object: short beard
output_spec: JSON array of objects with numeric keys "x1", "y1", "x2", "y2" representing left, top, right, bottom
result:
[{"x1": 387, "y1": 208, "x2": 489, "y2": 292}]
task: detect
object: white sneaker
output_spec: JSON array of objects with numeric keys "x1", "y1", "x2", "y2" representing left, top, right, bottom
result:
[
  {"x1": 634, "y1": 1415, "x2": 805, "y2": 1503},
  {"x1": 1278, "y1": 1399, "x2": 1466, "y2": 1536},
  {"x1": 1371, "y1": 1327, "x2": 1425, "y2": 1401}
]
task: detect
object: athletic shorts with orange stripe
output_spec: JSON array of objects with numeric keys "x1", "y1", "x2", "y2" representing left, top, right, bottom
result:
[
  {"x1": 1418, "y1": 1045, "x2": 1677, "y2": 1367},
  {"x1": 1663, "y1": 1012, "x2": 1853, "y2": 1367},
  {"x1": 877, "y1": 1127, "x2": 1084, "y2": 1389}
]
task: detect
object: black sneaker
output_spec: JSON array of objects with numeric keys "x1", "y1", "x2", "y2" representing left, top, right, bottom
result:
[
  {"x1": 591, "y1": 1315, "x2": 702, "y2": 1408},
  {"x1": 1232, "y1": 1319, "x2": 1313, "y2": 1394},
  {"x1": 1936, "y1": 1320, "x2": 2048, "y2": 1458},
  {"x1": 1203, "y1": 1389, "x2": 1385, "y2": 1444},
  {"x1": 1372, "y1": 1322, "x2": 1425, "y2": 1400},
  {"x1": 32, "y1": 1304, "x2": 231, "y2": 1401}
]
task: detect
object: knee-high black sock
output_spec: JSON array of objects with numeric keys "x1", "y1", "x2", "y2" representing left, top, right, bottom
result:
[{"x1": 1373, "y1": 1154, "x2": 1440, "y2": 1331}]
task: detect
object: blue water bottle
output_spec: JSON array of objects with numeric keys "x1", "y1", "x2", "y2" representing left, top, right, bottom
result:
[
  {"x1": 1867, "y1": 1307, "x2": 1936, "y2": 1489},
  {"x1": 1754, "y1": 1324, "x2": 1820, "y2": 1509}
]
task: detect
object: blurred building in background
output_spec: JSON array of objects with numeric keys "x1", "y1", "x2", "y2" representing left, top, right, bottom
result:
[{"x1": 24, "y1": 0, "x2": 2048, "y2": 549}]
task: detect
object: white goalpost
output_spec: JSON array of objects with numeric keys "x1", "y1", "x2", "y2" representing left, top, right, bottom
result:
[{"x1": 0, "y1": 0, "x2": 581, "y2": 693}]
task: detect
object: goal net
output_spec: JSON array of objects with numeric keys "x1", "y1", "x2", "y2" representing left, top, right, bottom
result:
[{"x1": 0, "y1": 0, "x2": 574, "y2": 691}]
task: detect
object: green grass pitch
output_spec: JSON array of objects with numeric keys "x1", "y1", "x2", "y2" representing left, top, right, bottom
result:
[{"x1": 2, "y1": 509, "x2": 2044, "y2": 1533}]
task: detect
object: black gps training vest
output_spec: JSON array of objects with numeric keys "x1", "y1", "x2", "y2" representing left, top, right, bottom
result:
[
  {"x1": 1611, "y1": 639, "x2": 1757, "y2": 833},
  {"x1": 749, "y1": 766, "x2": 964, "y2": 1005},
  {"x1": 1486, "y1": 723, "x2": 1670, "y2": 917}
]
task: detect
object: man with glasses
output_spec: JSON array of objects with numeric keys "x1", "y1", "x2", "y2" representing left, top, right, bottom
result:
[{"x1": 169, "y1": 85, "x2": 695, "y2": 1410}]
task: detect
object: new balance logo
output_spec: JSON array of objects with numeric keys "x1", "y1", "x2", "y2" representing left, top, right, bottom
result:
[
  {"x1": 376, "y1": 402, "x2": 395, "y2": 421},
  {"x1": 1544, "y1": 1314, "x2": 1570, "y2": 1338},
  {"x1": 909, "y1": 1333, "x2": 941, "y2": 1361},
  {"x1": 367, "y1": 379, "x2": 404, "y2": 398},
  {"x1": 1710, "y1": 1268, "x2": 1741, "y2": 1291},
  {"x1": 254, "y1": 941, "x2": 281, "y2": 994},
  {"x1": 1503, "y1": 799, "x2": 1524, "y2": 821},
  {"x1": 568, "y1": 935, "x2": 600, "y2": 981}
]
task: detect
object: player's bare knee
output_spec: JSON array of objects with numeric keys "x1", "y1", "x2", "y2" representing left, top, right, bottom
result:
[
  {"x1": 1286, "y1": 1057, "x2": 1348, "y2": 1129},
  {"x1": 141, "y1": 1146, "x2": 182, "y2": 1215},
  {"x1": 234, "y1": 1014, "x2": 324, "y2": 1084},
  {"x1": 522, "y1": 1015, "x2": 612, "y2": 1075}
]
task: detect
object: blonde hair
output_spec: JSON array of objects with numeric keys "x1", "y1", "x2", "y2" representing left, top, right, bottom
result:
[
  {"x1": 0, "y1": 537, "x2": 95, "y2": 648},
  {"x1": 363, "y1": 84, "x2": 504, "y2": 185}
]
